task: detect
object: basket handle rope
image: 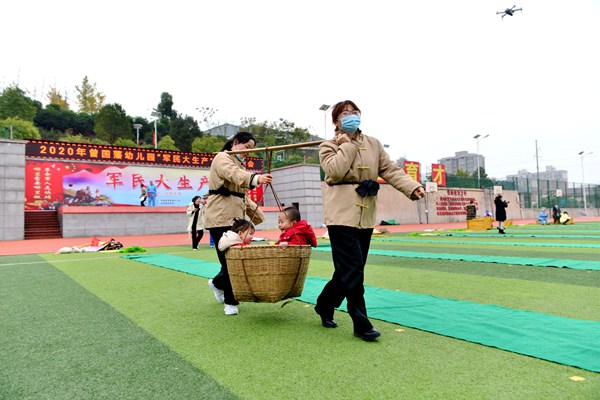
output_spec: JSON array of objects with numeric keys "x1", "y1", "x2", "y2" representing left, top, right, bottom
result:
[
  {"x1": 245, "y1": 149, "x2": 303, "y2": 245},
  {"x1": 240, "y1": 149, "x2": 308, "y2": 303}
]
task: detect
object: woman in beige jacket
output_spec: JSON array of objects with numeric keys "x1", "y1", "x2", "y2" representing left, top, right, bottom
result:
[
  {"x1": 186, "y1": 195, "x2": 205, "y2": 250},
  {"x1": 315, "y1": 100, "x2": 425, "y2": 341},
  {"x1": 204, "y1": 132, "x2": 272, "y2": 315}
]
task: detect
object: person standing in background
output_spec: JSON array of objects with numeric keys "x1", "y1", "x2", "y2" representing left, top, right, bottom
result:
[
  {"x1": 139, "y1": 184, "x2": 147, "y2": 206},
  {"x1": 187, "y1": 195, "x2": 206, "y2": 250},
  {"x1": 146, "y1": 181, "x2": 157, "y2": 206},
  {"x1": 465, "y1": 200, "x2": 477, "y2": 220},
  {"x1": 552, "y1": 204, "x2": 561, "y2": 224},
  {"x1": 494, "y1": 194, "x2": 509, "y2": 234}
]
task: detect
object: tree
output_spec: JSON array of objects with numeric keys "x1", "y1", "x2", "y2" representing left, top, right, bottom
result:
[
  {"x1": 75, "y1": 76, "x2": 105, "y2": 113},
  {"x1": 0, "y1": 117, "x2": 41, "y2": 139},
  {"x1": 474, "y1": 167, "x2": 488, "y2": 179},
  {"x1": 113, "y1": 138, "x2": 138, "y2": 147},
  {"x1": 196, "y1": 106, "x2": 218, "y2": 130},
  {"x1": 239, "y1": 117, "x2": 314, "y2": 166},
  {"x1": 131, "y1": 116, "x2": 152, "y2": 146},
  {"x1": 156, "y1": 92, "x2": 176, "y2": 120},
  {"x1": 169, "y1": 114, "x2": 201, "y2": 151},
  {"x1": 46, "y1": 86, "x2": 70, "y2": 110},
  {"x1": 454, "y1": 168, "x2": 471, "y2": 178},
  {"x1": 192, "y1": 135, "x2": 225, "y2": 153},
  {"x1": 157, "y1": 135, "x2": 179, "y2": 151},
  {"x1": 94, "y1": 103, "x2": 131, "y2": 143},
  {"x1": 0, "y1": 87, "x2": 37, "y2": 121},
  {"x1": 35, "y1": 104, "x2": 73, "y2": 132}
]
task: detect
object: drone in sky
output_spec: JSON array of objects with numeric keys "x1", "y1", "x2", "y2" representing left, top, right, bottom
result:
[{"x1": 497, "y1": 5, "x2": 522, "y2": 19}]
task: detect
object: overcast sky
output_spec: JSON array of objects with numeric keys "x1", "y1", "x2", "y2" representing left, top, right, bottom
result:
[{"x1": 3, "y1": 0, "x2": 599, "y2": 184}]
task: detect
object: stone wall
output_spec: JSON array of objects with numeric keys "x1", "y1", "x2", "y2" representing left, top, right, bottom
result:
[
  {"x1": 323, "y1": 182, "x2": 523, "y2": 225},
  {"x1": 58, "y1": 206, "x2": 282, "y2": 238},
  {"x1": 0, "y1": 139, "x2": 26, "y2": 240},
  {"x1": 263, "y1": 164, "x2": 325, "y2": 228}
]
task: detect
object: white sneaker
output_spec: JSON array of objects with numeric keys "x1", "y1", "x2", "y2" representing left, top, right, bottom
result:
[
  {"x1": 224, "y1": 304, "x2": 239, "y2": 315},
  {"x1": 208, "y1": 279, "x2": 224, "y2": 304}
]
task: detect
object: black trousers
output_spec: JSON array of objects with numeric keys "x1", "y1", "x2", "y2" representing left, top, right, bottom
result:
[
  {"x1": 316, "y1": 225, "x2": 374, "y2": 333},
  {"x1": 208, "y1": 226, "x2": 238, "y2": 306},
  {"x1": 191, "y1": 229, "x2": 204, "y2": 249}
]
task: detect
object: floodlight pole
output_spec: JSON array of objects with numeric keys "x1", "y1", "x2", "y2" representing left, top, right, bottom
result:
[
  {"x1": 579, "y1": 151, "x2": 593, "y2": 215},
  {"x1": 133, "y1": 123, "x2": 142, "y2": 147},
  {"x1": 473, "y1": 134, "x2": 489, "y2": 188},
  {"x1": 150, "y1": 111, "x2": 162, "y2": 149},
  {"x1": 319, "y1": 104, "x2": 330, "y2": 140}
]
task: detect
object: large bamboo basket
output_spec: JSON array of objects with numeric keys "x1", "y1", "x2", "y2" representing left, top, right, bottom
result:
[{"x1": 225, "y1": 245, "x2": 312, "y2": 303}]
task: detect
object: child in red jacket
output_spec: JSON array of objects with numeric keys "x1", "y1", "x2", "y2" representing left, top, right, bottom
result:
[{"x1": 276, "y1": 207, "x2": 317, "y2": 248}]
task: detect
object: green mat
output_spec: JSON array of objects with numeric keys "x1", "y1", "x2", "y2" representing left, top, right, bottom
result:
[
  {"x1": 314, "y1": 246, "x2": 600, "y2": 271},
  {"x1": 445, "y1": 233, "x2": 600, "y2": 239},
  {"x1": 122, "y1": 254, "x2": 600, "y2": 372},
  {"x1": 372, "y1": 237, "x2": 600, "y2": 249}
]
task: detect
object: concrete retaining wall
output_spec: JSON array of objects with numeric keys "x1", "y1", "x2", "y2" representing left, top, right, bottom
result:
[
  {"x1": 264, "y1": 164, "x2": 324, "y2": 228},
  {"x1": 0, "y1": 139, "x2": 26, "y2": 241}
]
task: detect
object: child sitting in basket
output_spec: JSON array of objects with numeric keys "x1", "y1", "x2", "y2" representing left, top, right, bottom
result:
[
  {"x1": 276, "y1": 206, "x2": 317, "y2": 249},
  {"x1": 217, "y1": 218, "x2": 255, "y2": 251}
]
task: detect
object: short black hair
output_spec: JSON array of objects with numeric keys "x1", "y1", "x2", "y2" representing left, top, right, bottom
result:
[
  {"x1": 283, "y1": 206, "x2": 301, "y2": 223},
  {"x1": 232, "y1": 218, "x2": 254, "y2": 233}
]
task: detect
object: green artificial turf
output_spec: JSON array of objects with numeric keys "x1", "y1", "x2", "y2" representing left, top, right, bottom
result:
[
  {"x1": 2, "y1": 224, "x2": 599, "y2": 399},
  {"x1": 119, "y1": 253, "x2": 600, "y2": 371},
  {"x1": 0, "y1": 254, "x2": 237, "y2": 400}
]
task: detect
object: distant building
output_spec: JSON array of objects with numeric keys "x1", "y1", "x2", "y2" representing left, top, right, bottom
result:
[
  {"x1": 506, "y1": 166, "x2": 568, "y2": 191},
  {"x1": 438, "y1": 151, "x2": 483, "y2": 175},
  {"x1": 204, "y1": 123, "x2": 239, "y2": 138}
]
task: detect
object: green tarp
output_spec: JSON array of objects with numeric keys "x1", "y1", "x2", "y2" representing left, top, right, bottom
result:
[
  {"x1": 372, "y1": 237, "x2": 600, "y2": 249},
  {"x1": 122, "y1": 254, "x2": 600, "y2": 372},
  {"x1": 313, "y1": 246, "x2": 600, "y2": 271}
]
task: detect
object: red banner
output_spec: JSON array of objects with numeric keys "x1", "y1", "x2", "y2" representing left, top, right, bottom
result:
[
  {"x1": 431, "y1": 163, "x2": 447, "y2": 186},
  {"x1": 25, "y1": 140, "x2": 263, "y2": 171},
  {"x1": 403, "y1": 160, "x2": 421, "y2": 182},
  {"x1": 24, "y1": 141, "x2": 266, "y2": 210}
]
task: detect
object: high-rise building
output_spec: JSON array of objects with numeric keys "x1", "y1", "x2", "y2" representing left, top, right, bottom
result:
[{"x1": 438, "y1": 151, "x2": 483, "y2": 175}]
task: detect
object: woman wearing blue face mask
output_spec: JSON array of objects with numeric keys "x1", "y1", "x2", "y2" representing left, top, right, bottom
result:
[{"x1": 315, "y1": 100, "x2": 426, "y2": 342}]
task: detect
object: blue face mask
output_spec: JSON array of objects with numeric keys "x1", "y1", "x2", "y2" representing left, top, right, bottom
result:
[{"x1": 340, "y1": 115, "x2": 361, "y2": 134}]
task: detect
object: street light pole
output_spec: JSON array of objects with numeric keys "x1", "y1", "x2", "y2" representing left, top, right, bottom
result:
[
  {"x1": 473, "y1": 134, "x2": 489, "y2": 188},
  {"x1": 150, "y1": 111, "x2": 162, "y2": 149},
  {"x1": 579, "y1": 151, "x2": 593, "y2": 215},
  {"x1": 133, "y1": 123, "x2": 142, "y2": 147},
  {"x1": 319, "y1": 104, "x2": 330, "y2": 140}
]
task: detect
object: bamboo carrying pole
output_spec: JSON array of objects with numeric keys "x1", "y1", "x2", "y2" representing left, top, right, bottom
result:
[{"x1": 224, "y1": 140, "x2": 324, "y2": 155}]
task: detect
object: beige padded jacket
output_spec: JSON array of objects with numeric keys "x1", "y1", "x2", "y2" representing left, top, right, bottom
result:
[
  {"x1": 319, "y1": 133, "x2": 423, "y2": 228},
  {"x1": 204, "y1": 152, "x2": 265, "y2": 229}
]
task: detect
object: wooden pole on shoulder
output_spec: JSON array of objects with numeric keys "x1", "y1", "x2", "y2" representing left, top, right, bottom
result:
[{"x1": 223, "y1": 140, "x2": 324, "y2": 155}]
